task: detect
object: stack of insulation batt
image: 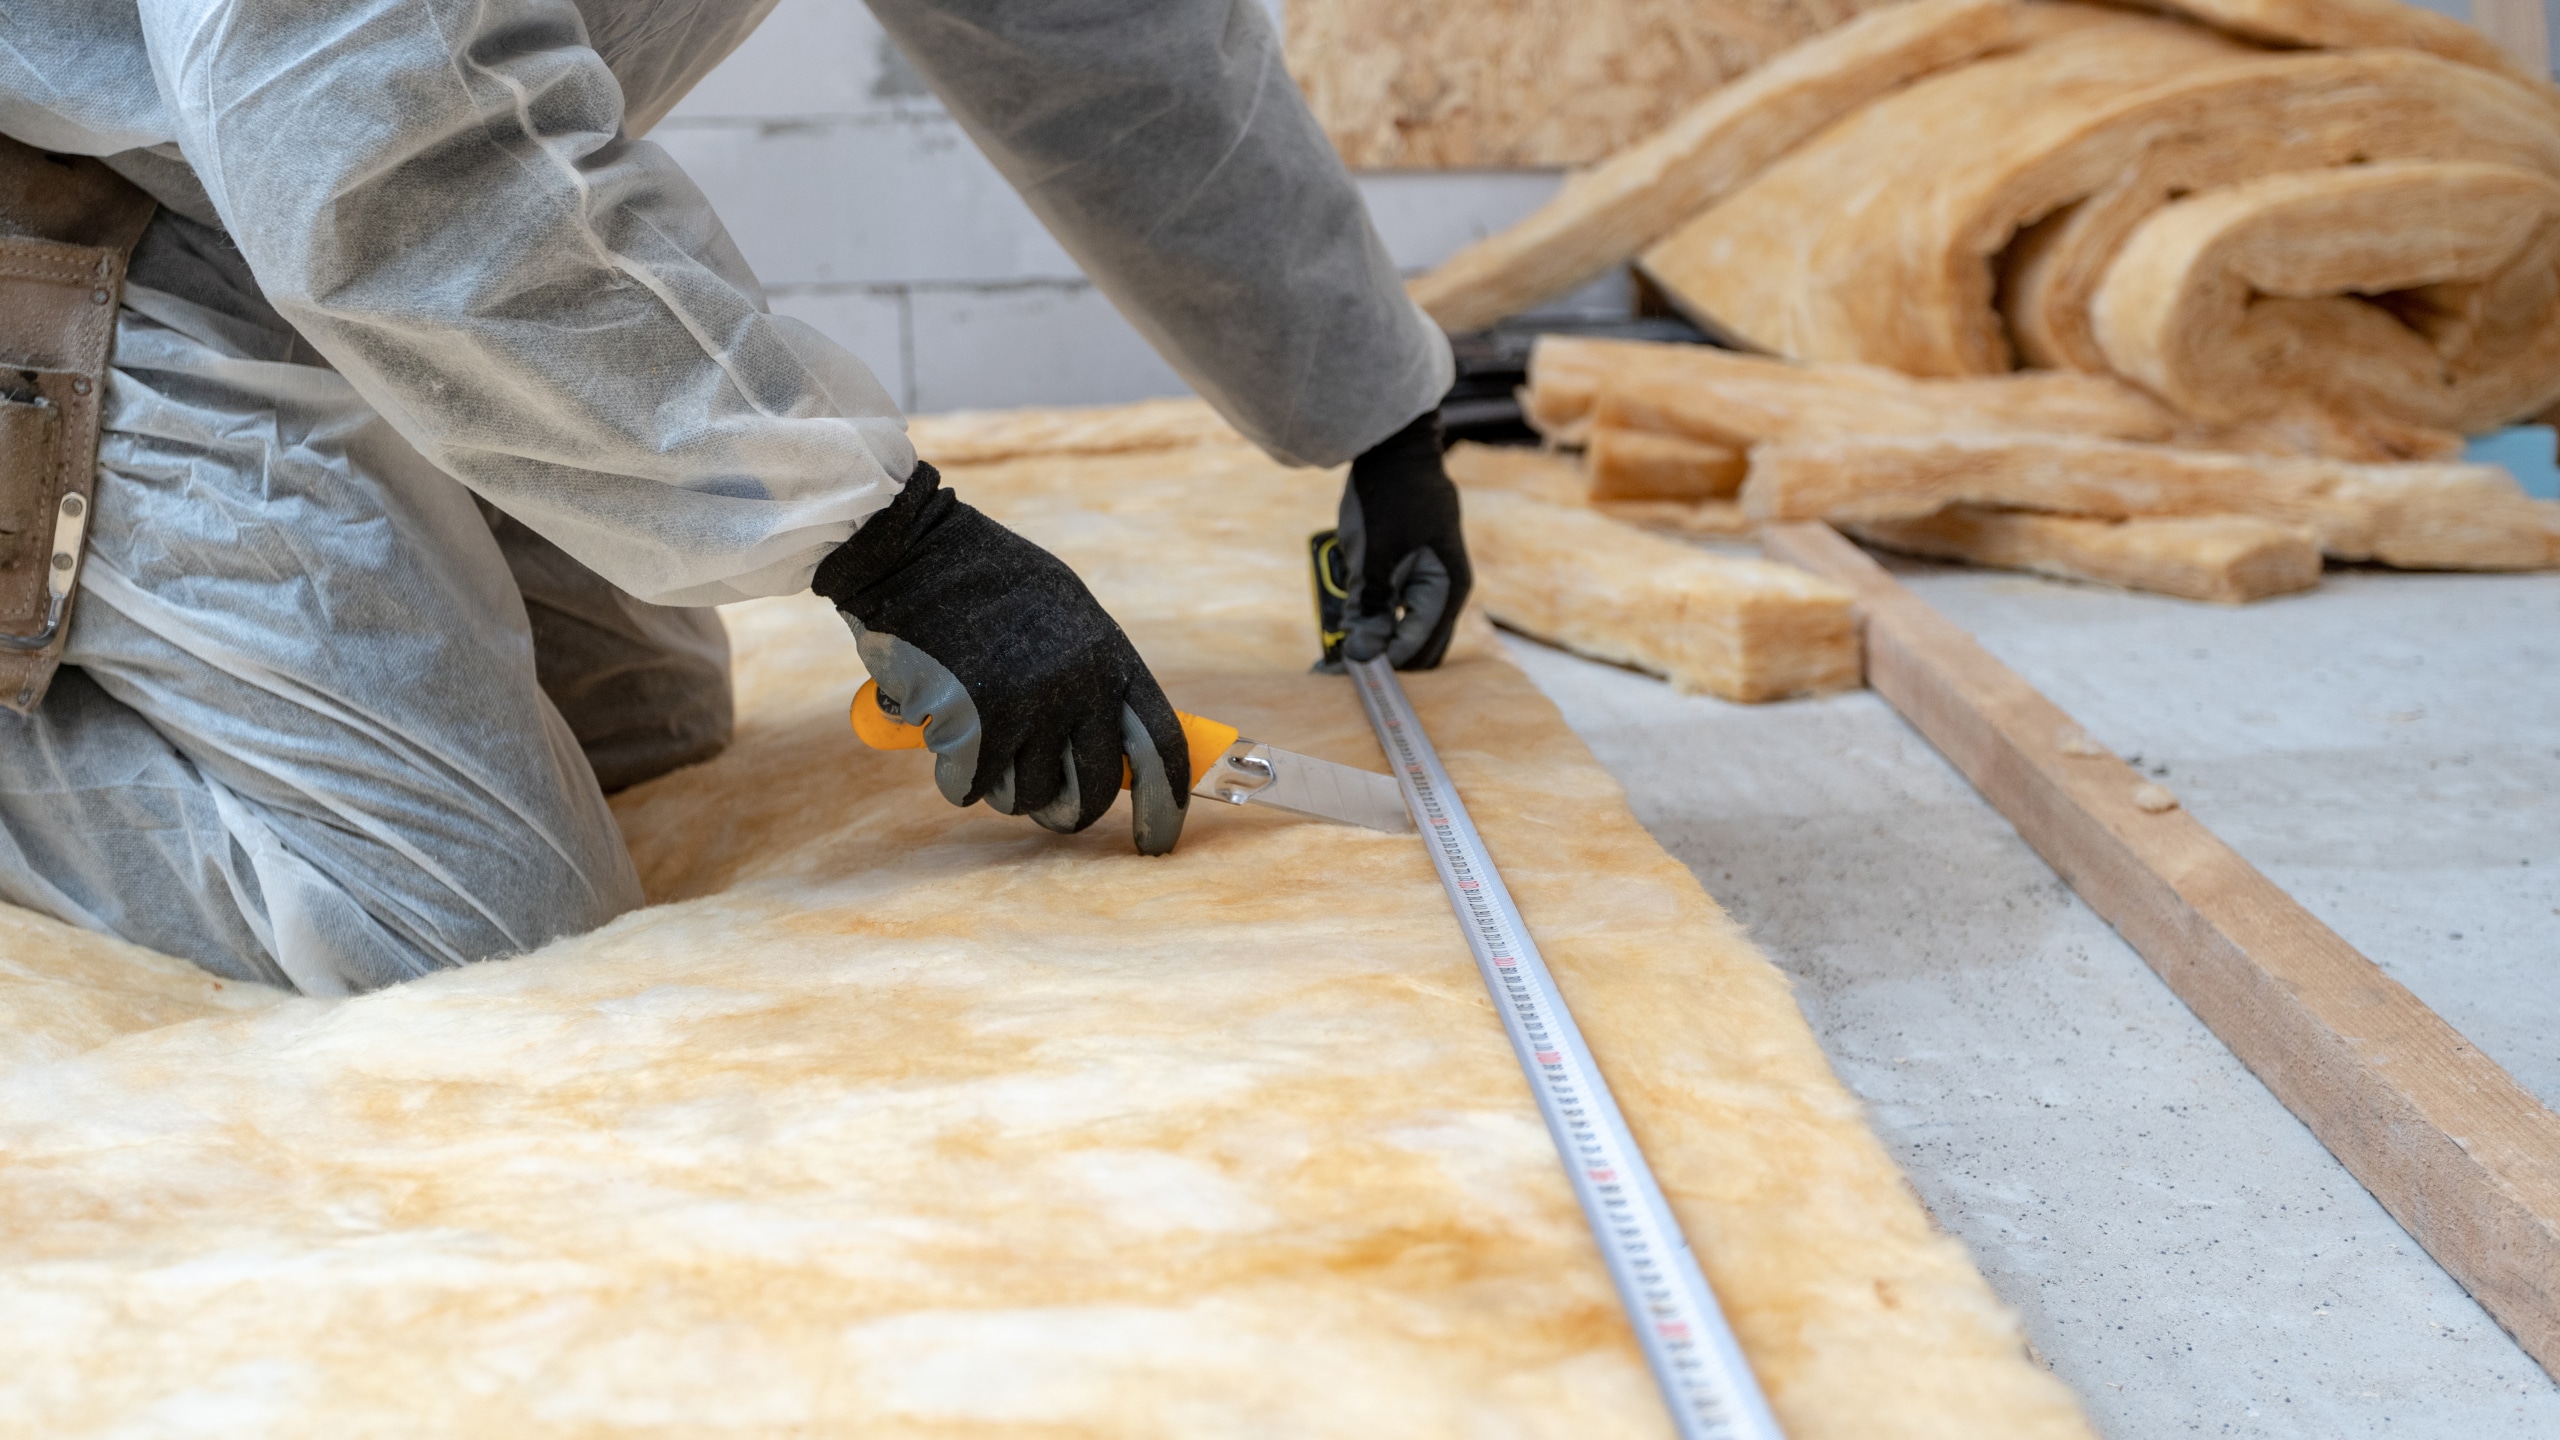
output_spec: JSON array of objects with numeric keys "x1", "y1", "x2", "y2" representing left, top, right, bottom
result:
[{"x1": 1413, "y1": 0, "x2": 2560, "y2": 604}]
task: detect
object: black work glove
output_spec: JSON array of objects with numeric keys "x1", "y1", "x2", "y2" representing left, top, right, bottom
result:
[
  {"x1": 813, "y1": 462, "x2": 1188, "y2": 855},
  {"x1": 1337, "y1": 409, "x2": 1472, "y2": 669}
]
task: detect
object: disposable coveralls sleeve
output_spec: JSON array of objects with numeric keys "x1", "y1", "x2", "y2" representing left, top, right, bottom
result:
[
  {"x1": 868, "y1": 0, "x2": 1454, "y2": 469},
  {"x1": 127, "y1": 0, "x2": 916, "y2": 607}
]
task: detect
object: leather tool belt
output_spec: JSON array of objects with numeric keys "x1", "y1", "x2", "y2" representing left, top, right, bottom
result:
[{"x1": 0, "y1": 135, "x2": 154, "y2": 714}]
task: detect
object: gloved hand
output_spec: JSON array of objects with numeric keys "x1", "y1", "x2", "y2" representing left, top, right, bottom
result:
[
  {"x1": 812, "y1": 462, "x2": 1188, "y2": 855},
  {"x1": 1337, "y1": 409, "x2": 1472, "y2": 669}
]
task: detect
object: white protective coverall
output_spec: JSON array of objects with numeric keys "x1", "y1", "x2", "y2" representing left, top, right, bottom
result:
[{"x1": 0, "y1": 0, "x2": 1452, "y2": 994}]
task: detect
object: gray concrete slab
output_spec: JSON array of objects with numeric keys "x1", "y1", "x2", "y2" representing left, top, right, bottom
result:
[
  {"x1": 1500, "y1": 559, "x2": 2560, "y2": 1438},
  {"x1": 1902, "y1": 563, "x2": 2560, "y2": 1112}
]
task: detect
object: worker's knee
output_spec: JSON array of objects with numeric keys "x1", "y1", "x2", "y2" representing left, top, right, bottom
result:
[
  {"x1": 489, "y1": 507, "x2": 737, "y2": 791},
  {"x1": 240, "y1": 803, "x2": 647, "y2": 995},
  {"x1": 0, "y1": 662, "x2": 647, "y2": 997},
  {"x1": 548, "y1": 602, "x2": 734, "y2": 793}
]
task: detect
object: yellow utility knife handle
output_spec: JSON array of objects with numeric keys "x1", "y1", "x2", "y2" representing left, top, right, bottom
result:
[{"x1": 851, "y1": 679, "x2": 1239, "y2": 791}]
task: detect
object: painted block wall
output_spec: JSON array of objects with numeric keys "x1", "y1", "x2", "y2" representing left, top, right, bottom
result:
[{"x1": 656, "y1": 0, "x2": 2553, "y2": 416}]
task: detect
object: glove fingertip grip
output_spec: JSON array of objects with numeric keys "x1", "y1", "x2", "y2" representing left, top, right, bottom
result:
[{"x1": 1122, "y1": 704, "x2": 1187, "y2": 857}]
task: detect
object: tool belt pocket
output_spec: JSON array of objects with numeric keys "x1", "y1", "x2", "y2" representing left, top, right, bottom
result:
[{"x1": 0, "y1": 140, "x2": 154, "y2": 715}]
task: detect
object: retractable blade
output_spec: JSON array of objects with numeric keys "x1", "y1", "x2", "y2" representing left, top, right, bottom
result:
[
  {"x1": 1191, "y1": 735, "x2": 1411, "y2": 832},
  {"x1": 850, "y1": 679, "x2": 1412, "y2": 833}
]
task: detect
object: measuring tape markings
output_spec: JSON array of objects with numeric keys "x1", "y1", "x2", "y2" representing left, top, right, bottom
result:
[{"x1": 1348, "y1": 657, "x2": 1784, "y2": 1440}]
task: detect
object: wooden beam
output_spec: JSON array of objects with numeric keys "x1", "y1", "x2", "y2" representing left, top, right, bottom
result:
[{"x1": 1757, "y1": 520, "x2": 2560, "y2": 1378}]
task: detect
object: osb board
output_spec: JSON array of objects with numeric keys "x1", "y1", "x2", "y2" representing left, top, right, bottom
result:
[
  {"x1": 0, "y1": 437, "x2": 2089, "y2": 1437},
  {"x1": 1287, "y1": 0, "x2": 1899, "y2": 169}
]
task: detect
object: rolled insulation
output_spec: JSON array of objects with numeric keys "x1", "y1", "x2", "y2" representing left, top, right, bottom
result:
[
  {"x1": 1642, "y1": 6, "x2": 2560, "y2": 388},
  {"x1": 2092, "y1": 162, "x2": 2560, "y2": 435},
  {"x1": 2002, "y1": 50, "x2": 2560, "y2": 376},
  {"x1": 1408, "y1": 0, "x2": 2022, "y2": 331},
  {"x1": 2147, "y1": 0, "x2": 2536, "y2": 79},
  {"x1": 1640, "y1": 8, "x2": 2256, "y2": 373}
]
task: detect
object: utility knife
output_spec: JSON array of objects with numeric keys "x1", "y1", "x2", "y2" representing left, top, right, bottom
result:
[{"x1": 850, "y1": 679, "x2": 1412, "y2": 833}]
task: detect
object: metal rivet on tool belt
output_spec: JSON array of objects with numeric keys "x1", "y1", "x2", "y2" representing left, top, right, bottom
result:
[
  {"x1": 61, "y1": 496, "x2": 83, "y2": 517},
  {"x1": 51, "y1": 553, "x2": 72, "y2": 571},
  {"x1": 70, "y1": 378, "x2": 90, "y2": 395},
  {"x1": 90, "y1": 289, "x2": 109, "y2": 305}
]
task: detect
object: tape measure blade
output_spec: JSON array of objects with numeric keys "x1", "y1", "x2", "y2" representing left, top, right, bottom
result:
[{"x1": 1347, "y1": 658, "x2": 1784, "y2": 1440}]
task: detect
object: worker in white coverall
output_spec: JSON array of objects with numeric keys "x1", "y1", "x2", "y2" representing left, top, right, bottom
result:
[{"x1": 0, "y1": 0, "x2": 1468, "y2": 994}]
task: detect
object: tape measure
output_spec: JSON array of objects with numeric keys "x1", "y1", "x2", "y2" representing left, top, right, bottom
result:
[{"x1": 1345, "y1": 647, "x2": 1783, "y2": 1440}]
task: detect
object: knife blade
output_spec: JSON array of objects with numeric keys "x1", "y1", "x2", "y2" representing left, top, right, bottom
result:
[{"x1": 1191, "y1": 737, "x2": 1413, "y2": 832}]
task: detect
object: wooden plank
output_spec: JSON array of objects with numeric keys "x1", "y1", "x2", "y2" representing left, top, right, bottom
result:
[{"x1": 1757, "y1": 520, "x2": 2560, "y2": 1379}]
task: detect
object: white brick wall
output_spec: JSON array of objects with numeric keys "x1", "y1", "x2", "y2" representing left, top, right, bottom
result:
[{"x1": 653, "y1": 0, "x2": 1619, "y2": 413}]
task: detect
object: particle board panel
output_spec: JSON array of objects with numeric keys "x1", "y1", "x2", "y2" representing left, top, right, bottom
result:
[
  {"x1": 0, "y1": 436, "x2": 2089, "y2": 1437},
  {"x1": 1285, "y1": 0, "x2": 1900, "y2": 170},
  {"x1": 1757, "y1": 519, "x2": 2560, "y2": 1380}
]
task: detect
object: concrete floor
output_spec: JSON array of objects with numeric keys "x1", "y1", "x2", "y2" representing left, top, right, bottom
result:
[{"x1": 1504, "y1": 558, "x2": 2560, "y2": 1438}]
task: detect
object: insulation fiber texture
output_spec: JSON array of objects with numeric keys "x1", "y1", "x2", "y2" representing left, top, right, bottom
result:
[
  {"x1": 1641, "y1": 1, "x2": 2560, "y2": 439},
  {"x1": 0, "y1": 432, "x2": 2089, "y2": 1436},
  {"x1": 1465, "y1": 488, "x2": 1863, "y2": 700},
  {"x1": 1285, "y1": 0, "x2": 1897, "y2": 168}
]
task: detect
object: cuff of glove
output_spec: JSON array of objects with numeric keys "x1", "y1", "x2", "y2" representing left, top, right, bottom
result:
[{"x1": 811, "y1": 460, "x2": 945, "y2": 614}]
